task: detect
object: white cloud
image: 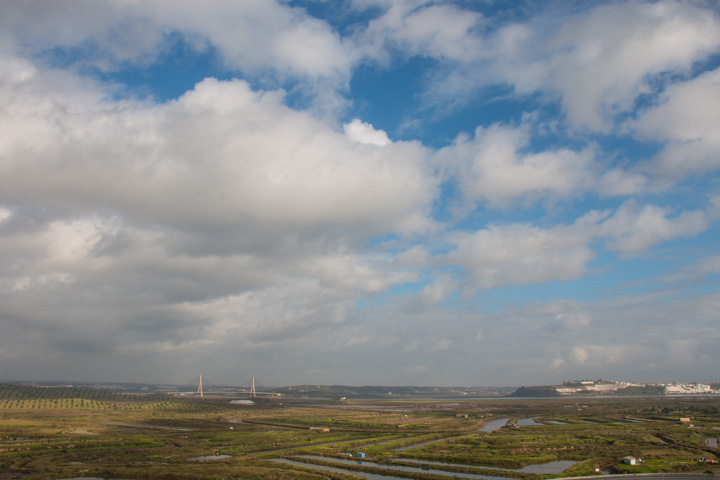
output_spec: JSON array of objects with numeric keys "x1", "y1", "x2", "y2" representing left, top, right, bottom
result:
[
  {"x1": 0, "y1": 65, "x2": 436, "y2": 236},
  {"x1": 443, "y1": 197, "x2": 714, "y2": 289},
  {"x1": 0, "y1": 207, "x2": 10, "y2": 223},
  {"x1": 403, "y1": 337, "x2": 451, "y2": 353},
  {"x1": 1, "y1": 0, "x2": 719, "y2": 386},
  {"x1": 544, "y1": 311, "x2": 592, "y2": 332},
  {"x1": 551, "y1": 345, "x2": 626, "y2": 370},
  {"x1": 0, "y1": 272, "x2": 75, "y2": 294},
  {"x1": 395, "y1": 245, "x2": 429, "y2": 266},
  {"x1": 410, "y1": 274, "x2": 457, "y2": 310},
  {"x1": 569, "y1": 347, "x2": 589, "y2": 364},
  {"x1": 6, "y1": 0, "x2": 718, "y2": 130},
  {"x1": 445, "y1": 211, "x2": 604, "y2": 288},
  {"x1": 0, "y1": 1, "x2": 165, "y2": 65},
  {"x1": 598, "y1": 200, "x2": 708, "y2": 255},
  {"x1": 521, "y1": 0, "x2": 720, "y2": 131},
  {"x1": 356, "y1": 1, "x2": 482, "y2": 62},
  {"x1": 0, "y1": 54, "x2": 441, "y2": 382},
  {"x1": 596, "y1": 168, "x2": 649, "y2": 196},
  {"x1": 297, "y1": 252, "x2": 415, "y2": 293},
  {"x1": 0, "y1": 0, "x2": 353, "y2": 113},
  {"x1": 437, "y1": 123, "x2": 595, "y2": 207},
  {"x1": 14, "y1": 1, "x2": 350, "y2": 76},
  {"x1": 664, "y1": 253, "x2": 720, "y2": 282},
  {"x1": 343, "y1": 119, "x2": 391, "y2": 146},
  {"x1": 163, "y1": 78, "x2": 434, "y2": 233},
  {"x1": 43, "y1": 219, "x2": 115, "y2": 265},
  {"x1": 373, "y1": 1, "x2": 720, "y2": 132},
  {"x1": 174, "y1": 279, "x2": 353, "y2": 346},
  {"x1": 629, "y1": 67, "x2": 720, "y2": 178}
]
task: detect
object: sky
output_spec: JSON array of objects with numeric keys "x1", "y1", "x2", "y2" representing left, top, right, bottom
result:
[{"x1": 1, "y1": 0, "x2": 719, "y2": 388}]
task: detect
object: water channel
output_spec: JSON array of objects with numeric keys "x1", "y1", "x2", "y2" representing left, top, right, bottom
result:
[
  {"x1": 104, "y1": 422, "x2": 194, "y2": 431},
  {"x1": 272, "y1": 458, "x2": 408, "y2": 480},
  {"x1": 58, "y1": 478, "x2": 132, "y2": 480},
  {"x1": 479, "y1": 417, "x2": 511, "y2": 432},
  {"x1": 288, "y1": 455, "x2": 512, "y2": 480},
  {"x1": 394, "y1": 458, "x2": 577, "y2": 474},
  {"x1": 188, "y1": 455, "x2": 232, "y2": 461},
  {"x1": 516, "y1": 417, "x2": 543, "y2": 426},
  {"x1": 250, "y1": 436, "x2": 376, "y2": 455}
]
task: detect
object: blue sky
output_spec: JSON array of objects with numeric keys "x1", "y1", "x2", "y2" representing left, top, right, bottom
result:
[{"x1": 0, "y1": 0, "x2": 719, "y2": 386}]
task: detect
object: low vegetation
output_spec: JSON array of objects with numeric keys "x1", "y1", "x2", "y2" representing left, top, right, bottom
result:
[{"x1": 0, "y1": 384, "x2": 718, "y2": 480}]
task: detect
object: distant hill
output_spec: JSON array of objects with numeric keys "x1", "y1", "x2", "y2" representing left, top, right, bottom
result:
[
  {"x1": 269, "y1": 384, "x2": 516, "y2": 398},
  {"x1": 0, "y1": 383, "x2": 132, "y2": 401},
  {"x1": 614, "y1": 385, "x2": 665, "y2": 396},
  {"x1": 0, "y1": 383, "x2": 181, "y2": 402},
  {"x1": 510, "y1": 386, "x2": 561, "y2": 397}
]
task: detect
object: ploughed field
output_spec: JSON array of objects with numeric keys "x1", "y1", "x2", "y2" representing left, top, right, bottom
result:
[{"x1": 1, "y1": 384, "x2": 719, "y2": 480}]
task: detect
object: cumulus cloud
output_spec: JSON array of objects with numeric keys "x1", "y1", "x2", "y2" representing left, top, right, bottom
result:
[
  {"x1": 465, "y1": 290, "x2": 720, "y2": 383},
  {"x1": 628, "y1": 67, "x2": 720, "y2": 179},
  {"x1": 409, "y1": 274, "x2": 457, "y2": 311},
  {"x1": 360, "y1": 1, "x2": 720, "y2": 133},
  {"x1": 0, "y1": 53, "x2": 438, "y2": 383},
  {"x1": 544, "y1": 311, "x2": 592, "y2": 332},
  {"x1": 394, "y1": 245, "x2": 430, "y2": 266},
  {"x1": 436, "y1": 123, "x2": 595, "y2": 207},
  {"x1": 569, "y1": 347, "x2": 589, "y2": 364},
  {"x1": 1, "y1": 0, "x2": 719, "y2": 386},
  {"x1": 0, "y1": 210, "x2": 418, "y2": 382},
  {"x1": 443, "y1": 197, "x2": 714, "y2": 288},
  {"x1": 0, "y1": 65, "x2": 436, "y2": 236},
  {"x1": 297, "y1": 252, "x2": 415, "y2": 293},
  {"x1": 598, "y1": 200, "x2": 708, "y2": 255},
  {"x1": 596, "y1": 168, "x2": 649, "y2": 197},
  {"x1": 354, "y1": 1, "x2": 483, "y2": 63},
  {"x1": 343, "y1": 119, "x2": 391, "y2": 146},
  {"x1": 541, "y1": 1, "x2": 720, "y2": 131},
  {"x1": 0, "y1": 1, "x2": 352, "y2": 82},
  {"x1": 444, "y1": 211, "x2": 605, "y2": 288}
]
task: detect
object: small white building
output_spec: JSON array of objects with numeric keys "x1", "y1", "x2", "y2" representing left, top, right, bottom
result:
[{"x1": 623, "y1": 456, "x2": 640, "y2": 465}]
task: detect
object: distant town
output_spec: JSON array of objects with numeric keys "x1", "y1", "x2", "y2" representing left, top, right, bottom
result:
[
  {"x1": 1, "y1": 378, "x2": 718, "y2": 398},
  {"x1": 556, "y1": 379, "x2": 720, "y2": 395},
  {"x1": 512, "y1": 379, "x2": 720, "y2": 397}
]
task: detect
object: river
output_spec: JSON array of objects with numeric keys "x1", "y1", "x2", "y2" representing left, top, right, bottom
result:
[{"x1": 479, "y1": 417, "x2": 511, "y2": 432}]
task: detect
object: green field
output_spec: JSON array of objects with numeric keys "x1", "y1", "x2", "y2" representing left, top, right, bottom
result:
[{"x1": 1, "y1": 384, "x2": 719, "y2": 480}]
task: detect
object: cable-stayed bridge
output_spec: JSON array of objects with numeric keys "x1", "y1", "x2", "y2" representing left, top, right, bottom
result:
[{"x1": 182, "y1": 376, "x2": 278, "y2": 398}]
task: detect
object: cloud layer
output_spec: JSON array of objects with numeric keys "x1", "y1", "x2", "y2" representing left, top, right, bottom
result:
[{"x1": 1, "y1": 0, "x2": 719, "y2": 386}]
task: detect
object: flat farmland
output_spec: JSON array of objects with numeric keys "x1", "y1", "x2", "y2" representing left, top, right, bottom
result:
[{"x1": 1, "y1": 384, "x2": 719, "y2": 480}]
